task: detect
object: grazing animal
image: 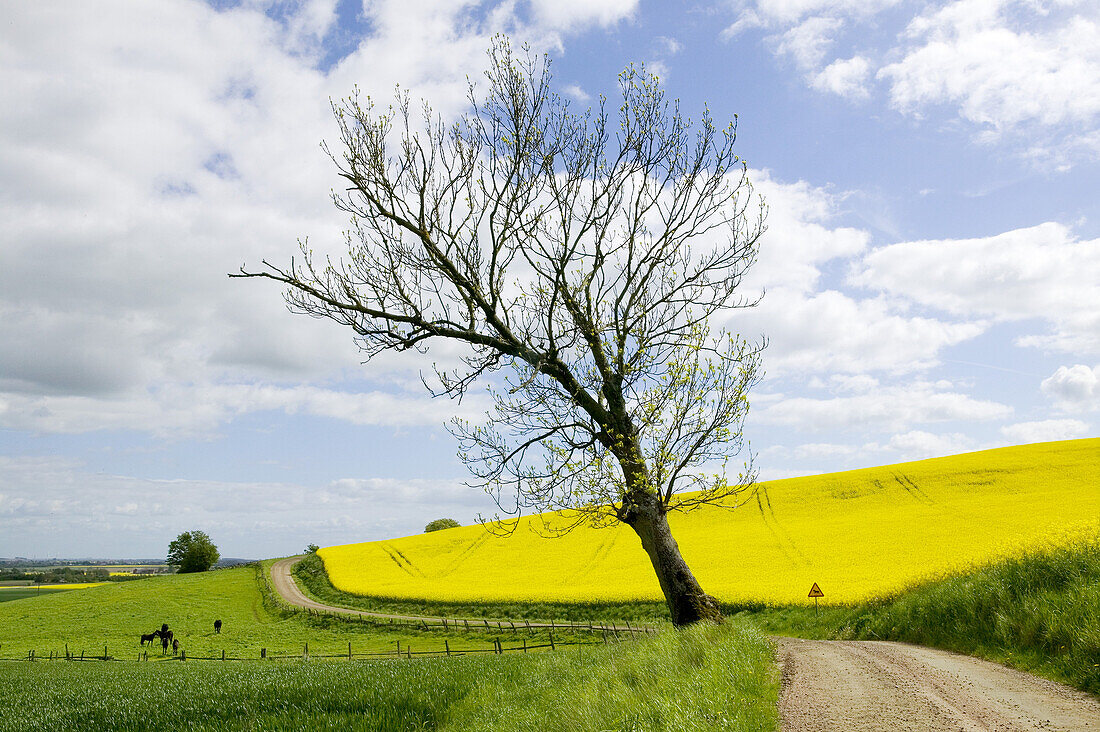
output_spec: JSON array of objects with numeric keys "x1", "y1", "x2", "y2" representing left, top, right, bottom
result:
[
  {"x1": 161, "y1": 623, "x2": 169, "y2": 634},
  {"x1": 214, "y1": 619, "x2": 222, "y2": 634},
  {"x1": 165, "y1": 630, "x2": 173, "y2": 644},
  {"x1": 140, "y1": 632, "x2": 158, "y2": 646},
  {"x1": 161, "y1": 633, "x2": 169, "y2": 654},
  {"x1": 172, "y1": 638, "x2": 179, "y2": 655}
]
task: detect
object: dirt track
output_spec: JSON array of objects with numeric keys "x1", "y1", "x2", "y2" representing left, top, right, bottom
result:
[
  {"x1": 268, "y1": 556, "x2": 645, "y2": 633},
  {"x1": 778, "y1": 637, "x2": 1100, "y2": 731}
]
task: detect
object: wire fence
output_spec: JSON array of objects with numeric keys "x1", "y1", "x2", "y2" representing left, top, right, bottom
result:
[{"x1": 0, "y1": 632, "x2": 620, "y2": 664}]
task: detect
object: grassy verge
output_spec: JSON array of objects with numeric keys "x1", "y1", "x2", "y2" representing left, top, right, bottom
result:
[
  {"x1": 0, "y1": 621, "x2": 778, "y2": 732},
  {"x1": 294, "y1": 552, "x2": 672, "y2": 624},
  {"x1": 738, "y1": 536, "x2": 1100, "y2": 695}
]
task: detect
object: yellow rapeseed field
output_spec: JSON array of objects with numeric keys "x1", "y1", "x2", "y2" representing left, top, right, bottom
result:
[{"x1": 320, "y1": 438, "x2": 1100, "y2": 606}]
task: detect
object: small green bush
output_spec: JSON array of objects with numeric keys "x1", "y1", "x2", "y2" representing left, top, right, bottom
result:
[{"x1": 425, "y1": 518, "x2": 461, "y2": 533}]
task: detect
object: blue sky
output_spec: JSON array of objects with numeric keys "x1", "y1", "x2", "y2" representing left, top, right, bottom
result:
[{"x1": 1, "y1": 0, "x2": 1097, "y2": 559}]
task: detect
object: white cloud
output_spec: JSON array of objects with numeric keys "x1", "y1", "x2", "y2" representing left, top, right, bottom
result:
[
  {"x1": 528, "y1": 0, "x2": 638, "y2": 31},
  {"x1": 884, "y1": 429, "x2": 974, "y2": 460},
  {"x1": 0, "y1": 383, "x2": 490, "y2": 437},
  {"x1": 775, "y1": 16, "x2": 843, "y2": 70},
  {"x1": 0, "y1": 455, "x2": 481, "y2": 557},
  {"x1": 0, "y1": 1, "x2": 638, "y2": 439},
  {"x1": 850, "y1": 222, "x2": 1100, "y2": 354},
  {"x1": 878, "y1": 0, "x2": 1100, "y2": 159},
  {"x1": 756, "y1": 381, "x2": 1012, "y2": 432},
  {"x1": 812, "y1": 55, "x2": 871, "y2": 97},
  {"x1": 1041, "y1": 364, "x2": 1100, "y2": 410},
  {"x1": 1000, "y1": 418, "x2": 1090, "y2": 444}
]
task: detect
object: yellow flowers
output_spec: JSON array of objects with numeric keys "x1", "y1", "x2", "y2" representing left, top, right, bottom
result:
[{"x1": 321, "y1": 438, "x2": 1100, "y2": 606}]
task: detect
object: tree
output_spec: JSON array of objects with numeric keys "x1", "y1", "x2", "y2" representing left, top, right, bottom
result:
[
  {"x1": 304, "y1": 543, "x2": 320, "y2": 554},
  {"x1": 425, "y1": 518, "x2": 462, "y2": 533},
  {"x1": 235, "y1": 38, "x2": 765, "y2": 626},
  {"x1": 167, "y1": 530, "x2": 220, "y2": 573}
]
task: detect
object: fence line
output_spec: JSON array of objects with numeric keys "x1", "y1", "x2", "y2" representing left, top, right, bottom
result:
[{"x1": 0, "y1": 633, "x2": 615, "y2": 664}]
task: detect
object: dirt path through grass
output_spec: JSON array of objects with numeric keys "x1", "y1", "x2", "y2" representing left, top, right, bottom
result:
[
  {"x1": 777, "y1": 637, "x2": 1100, "y2": 731},
  {"x1": 270, "y1": 556, "x2": 648, "y2": 633}
]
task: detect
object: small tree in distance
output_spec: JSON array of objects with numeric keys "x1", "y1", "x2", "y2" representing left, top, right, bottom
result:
[
  {"x1": 425, "y1": 518, "x2": 462, "y2": 533},
  {"x1": 167, "y1": 530, "x2": 220, "y2": 573},
  {"x1": 234, "y1": 38, "x2": 765, "y2": 626}
]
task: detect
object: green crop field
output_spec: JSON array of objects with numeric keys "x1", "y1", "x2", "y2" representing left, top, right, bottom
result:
[
  {"x1": 0, "y1": 621, "x2": 776, "y2": 732},
  {"x1": 0, "y1": 587, "x2": 80, "y2": 603}
]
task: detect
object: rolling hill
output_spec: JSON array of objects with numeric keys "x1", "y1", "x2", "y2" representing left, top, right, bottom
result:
[{"x1": 320, "y1": 438, "x2": 1100, "y2": 606}]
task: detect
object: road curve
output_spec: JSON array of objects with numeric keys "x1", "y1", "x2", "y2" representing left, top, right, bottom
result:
[
  {"x1": 268, "y1": 556, "x2": 651, "y2": 633},
  {"x1": 778, "y1": 637, "x2": 1100, "y2": 731}
]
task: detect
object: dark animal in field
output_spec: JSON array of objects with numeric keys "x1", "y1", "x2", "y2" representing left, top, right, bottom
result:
[
  {"x1": 161, "y1": 623, "x2": 169, "y2": 634},
  {"x1": 172, "y1": 638, "x2": 179, "y2": 655},
  {"x1": 161, "y1": 633, "x2": 169, "y2": 654},
  {"x1": 214, "y1": 619, "x2": 222, "y2": 633},
  {"x1": 165, "y1": 630, "x2": 173, "y2": 644},
  {"x1": 140, "y1": 632, "x2": 158, "y2": 646}
]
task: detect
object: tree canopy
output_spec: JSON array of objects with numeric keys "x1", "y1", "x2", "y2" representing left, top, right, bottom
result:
[
  {"x1": 235, "y1": 38, "x2": 765, "y2": 625},
  {"x1": 167, "y1": 530, "x2": 220, "y2": 573}
]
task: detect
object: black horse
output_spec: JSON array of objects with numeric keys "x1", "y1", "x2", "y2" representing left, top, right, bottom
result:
[
  {"x1": 139, "y1": 631, "x2": 159, "y2": 646},
  {"x1": 214, "y1": 619, "x2": 222, "y2": 634},
  {"x1": 172, "y1": 638, "x2": 180, "y2": 655}
]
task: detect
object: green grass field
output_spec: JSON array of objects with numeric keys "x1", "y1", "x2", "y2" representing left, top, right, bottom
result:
[
  {"x1": 0, "y1": 621, "x2": 777, "y2": 732},
  {"x1": 0, "y1": 587, "x2": 79, "y2": 603},
  {"x1": 0, "y1": 562, "x2": 531, "y2": 660}
]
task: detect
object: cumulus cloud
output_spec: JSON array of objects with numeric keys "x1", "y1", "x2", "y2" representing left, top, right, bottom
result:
[
  {"x1": 528, "y1": 0, "x2": 638, "y2": 31},
  {"x1": 883, "y1": 429, "x2": 974, "y2": 460},
  {"x1": 879, "y1": 0, "x2": 1100, "y2": 158},
  {"x1": 812, "y1": 55, "x2": 871, "y2": 97},
  {"x1": 756, "y1": 381, "x2": 1012, "y2": 432},
  {"x1": 1041, "y1": 364, "x2": 1100, "y2": 411},
  {"x1": 850, "y1": 223, "x2": 1100, "y2": 355},
  {"x1": 1000, "y1": 418, "x2": 1090, "y2": 444},
  {"x1": 0, "y1": 0, "x2": 641, "y2": 439},
  {"x1": 723, "y1": 0, "x2": 1100, "y2": 162}
]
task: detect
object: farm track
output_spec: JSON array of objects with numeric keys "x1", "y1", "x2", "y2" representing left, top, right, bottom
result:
[
  {"x1": 269, "y1": 556, "x2": 653, "y2": 634},
  {"x1": 778, "y1": 637, "x2": 1100, "y2": 731}
]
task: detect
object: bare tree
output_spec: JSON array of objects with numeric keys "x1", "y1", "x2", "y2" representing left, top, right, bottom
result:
[{"x1": 234, "y1": 38, "x2": 766, "y2": 625}]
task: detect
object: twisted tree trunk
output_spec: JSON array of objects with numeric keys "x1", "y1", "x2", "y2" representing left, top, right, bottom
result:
[{"x1": 622, "y1": 479, "x2": 722, "y2": 626}]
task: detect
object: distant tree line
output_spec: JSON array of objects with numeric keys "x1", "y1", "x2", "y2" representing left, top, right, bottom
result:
[{"x1": 0, "y1": 567, "x2": 145, "y2": 583}]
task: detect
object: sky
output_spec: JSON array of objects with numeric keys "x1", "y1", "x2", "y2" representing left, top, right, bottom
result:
[{"x1": 1, "y1": 0, "x2": 1098, "y2": 560}]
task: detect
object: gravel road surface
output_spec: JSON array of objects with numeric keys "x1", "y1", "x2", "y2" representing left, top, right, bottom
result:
[{"x1": 778, "y1": 637, "x2": 1100, "y2": 731}]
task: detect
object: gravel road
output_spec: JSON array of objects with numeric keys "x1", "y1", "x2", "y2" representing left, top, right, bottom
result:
[{"x1": 778, "y1": 637, "x2": 1100, "y2": 731}]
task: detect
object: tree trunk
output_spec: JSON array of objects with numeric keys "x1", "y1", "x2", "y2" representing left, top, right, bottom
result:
[{"x1": 628, "y1": 496, "x2": 722, "y2": 626}]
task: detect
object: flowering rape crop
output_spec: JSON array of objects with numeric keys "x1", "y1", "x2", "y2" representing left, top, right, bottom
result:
[{"x1": 320, "y1": 438, "x2": 1100, "y2": 606}]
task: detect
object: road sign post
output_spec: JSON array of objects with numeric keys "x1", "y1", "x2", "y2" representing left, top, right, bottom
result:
[{"x1": 808, "y1": 582, "x2": 824, "y2": 616}]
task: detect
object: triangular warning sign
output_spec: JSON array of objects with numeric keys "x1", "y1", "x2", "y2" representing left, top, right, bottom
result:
[{"x1": 807, "y1": 582, "x2": 824, "y2": 598}]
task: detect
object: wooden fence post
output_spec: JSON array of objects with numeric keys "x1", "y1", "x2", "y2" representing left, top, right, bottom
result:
[
  {"x1": 407, "y1": 645, "x2": 411, "y2": 659},
  {"x1": 396, "y1": 641, "x2": 400, "y2": 657},
  {"x1": 80, "y1": 650, "x2": 84, "y2": 660},
  {"x1": 303, "y1": 643, "x2": 308, "y2": 659},
  {"x1": 181, "y1": 650, "x2": 186, "y2": 661},
  {"x1": 444, "y1": 640, "x2": 450, "y2": 657},
  {"x1": 549, "y1": 631, "x2": 555, "y2": 652},
  {"x1": 222, "y1": 650, "x2": 226, "y2": 661},
  {"x1": 261, "y1": 648, "x2": 266, "y2": 659},
  {"x1": 104, "y1": 645, "x2": 108, "y2": 661},
  {"x1": 523, "y1": 639, "x2": 527, "y2": 653},
  {"x1": 464, "y1": 619, "x2": 469, "y2": 631}
]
